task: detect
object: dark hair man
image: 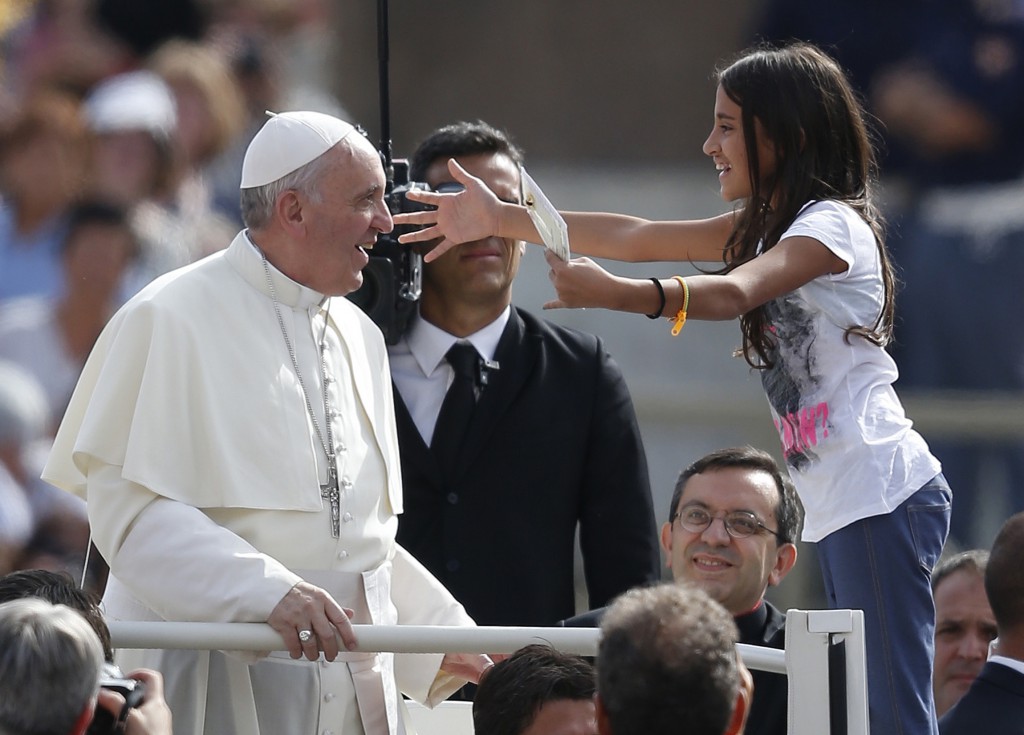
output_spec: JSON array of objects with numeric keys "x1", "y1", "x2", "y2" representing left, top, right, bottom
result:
[
  {"x1": 564, "y1": 446, "x2": 802, "y2": 735},
  {"x1": 0, "y1": 568, "x2": 114, "y2": 662},
  {"x1": 390, "y1": 120, "x2": 659, "y2": 628},
  {"x1": 940, "y1": 513, "x2": 1024, "y2": 733},
  {"x1": 473, "y1": 644, "x2": 596, "y2": 735}
]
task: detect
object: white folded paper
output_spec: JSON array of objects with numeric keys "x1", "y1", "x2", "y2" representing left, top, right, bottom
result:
[{"x1": 520, "y1": 167, "x2": 570, "y2": 261}]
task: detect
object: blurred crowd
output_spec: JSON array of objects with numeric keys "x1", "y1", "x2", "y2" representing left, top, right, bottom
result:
[
  {"x1": 0, "y1": 0, "x2": 350, "y2": 592},
  {"x1": 0, "y1": 2, "x2": 1022, "y2": 733}
]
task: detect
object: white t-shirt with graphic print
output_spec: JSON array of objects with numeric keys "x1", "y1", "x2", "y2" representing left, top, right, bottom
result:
[{"x1": 759, "y1": 200, "x2": 941, "y2": 542}]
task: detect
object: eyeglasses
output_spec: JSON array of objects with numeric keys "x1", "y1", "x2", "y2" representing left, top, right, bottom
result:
[{"x1": 672, "y1": 505, "x2": 784, "y2": 541}]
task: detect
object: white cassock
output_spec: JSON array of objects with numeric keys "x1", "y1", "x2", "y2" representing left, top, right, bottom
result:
[{"x1": 43, "y1": 232, "x2": 474, "y2": 735}]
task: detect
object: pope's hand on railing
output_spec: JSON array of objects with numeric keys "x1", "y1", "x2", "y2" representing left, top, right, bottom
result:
[{"x1": 268, "y1": 580, "x2": 356, "y2": 661}]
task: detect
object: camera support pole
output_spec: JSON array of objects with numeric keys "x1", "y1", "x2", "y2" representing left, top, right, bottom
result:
[
  {"x1": 377, "y1": 0, "x2": 394, "y2": 185},
  {"x1": 345, "y1": 0, "x2": 422, "y2": 344}
]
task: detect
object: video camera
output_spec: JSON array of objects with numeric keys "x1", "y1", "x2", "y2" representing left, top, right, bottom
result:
[
  {"x1": 87, "y1": 663, "x2": 146, "y2": 734},
  {"x1": 345, "y1": 158, "x2": 430, "y2": 344}
]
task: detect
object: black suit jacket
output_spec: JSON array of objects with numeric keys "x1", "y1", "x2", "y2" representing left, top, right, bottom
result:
[
  {"x1": 393, "y1": 307, "x2": 660, "y2": 626},
  {"x1": 560, "y1": 598, "x2": 788, "y2": 735},
  {"x1": 736, "y1": 601, "x2": 788, "y2": 735},
  {"x1": 940, "y1": 660, "x2": 1024, "y2": 734}
]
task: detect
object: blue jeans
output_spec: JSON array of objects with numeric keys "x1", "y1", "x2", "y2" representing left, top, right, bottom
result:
[{"x1": 816, "y1": 475, "x2": 951, "y2": 735}]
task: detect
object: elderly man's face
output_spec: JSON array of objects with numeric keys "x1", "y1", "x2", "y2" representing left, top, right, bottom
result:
[
  {"x1": 932, "y1": 569, "x2": 997, "y2": 717},
  {"x1": 660, "y1": 467, "x2": 796, "y2": 615},
  {"x1": 300, "y1": 136, "x2": 393, "y2": 296}
]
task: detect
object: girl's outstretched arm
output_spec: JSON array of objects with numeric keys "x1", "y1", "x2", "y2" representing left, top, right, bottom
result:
[
  {"x1": 544, "y1": 235, "x2": 847, "y2": 320},
  {"x1": 397, "y1": 159, "x2": 734, "y2": 264}
]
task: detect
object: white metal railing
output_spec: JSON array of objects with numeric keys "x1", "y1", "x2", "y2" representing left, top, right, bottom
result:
[{"x1": 108, "y1": 609, "x2": 867, "y2": 735}]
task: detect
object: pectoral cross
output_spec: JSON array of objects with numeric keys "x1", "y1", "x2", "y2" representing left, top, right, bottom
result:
[{"x1": 321, "y1": 465, "x2": 341, "y2": 538}]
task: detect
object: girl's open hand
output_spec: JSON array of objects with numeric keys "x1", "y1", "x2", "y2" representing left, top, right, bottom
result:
[{"x1": 395, "y1": 159, "x2": 503, "y2": 262}]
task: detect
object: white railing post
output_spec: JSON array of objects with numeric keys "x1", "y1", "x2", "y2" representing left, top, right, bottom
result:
[{"x1": 785, "y1": 609, "x2": 869, "y2": 735}]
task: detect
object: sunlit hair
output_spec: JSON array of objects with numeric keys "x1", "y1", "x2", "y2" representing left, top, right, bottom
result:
[
  {"x1": 0, "y1": 90, "x2": 90, "y2": 155},
  {"x1": 0, "y1": 599, "x2": 104, "y2": 735},
  {"x1": 239, "y1": 148, "x2": 334, "y2": 230},
  {"x1": 712, "y1": 43, "x2": 895, "y2": 369},
  {"x1": 149, "y1": 39, "x2": 246, "y2": 164},
  {"x1": 0, "y1": 90, "x2": 91, "y2": 199}
]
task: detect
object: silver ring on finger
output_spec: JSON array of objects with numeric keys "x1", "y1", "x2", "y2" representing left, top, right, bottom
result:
[{"x1": 298, "y1": 629, "x2": 313, "y2": 643}]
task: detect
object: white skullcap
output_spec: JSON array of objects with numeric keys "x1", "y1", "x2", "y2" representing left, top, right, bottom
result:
[
  {"x1": 240, "y1": 110, "x2": 357, "y2": 189},
  {"x1": 85, "y1": 71, "x2": 176, "y2": 138}
]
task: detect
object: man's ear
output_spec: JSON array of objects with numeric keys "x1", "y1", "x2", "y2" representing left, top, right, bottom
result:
[
  {"x1": 767, "y1": 542, "x2": 798, "y2": 588},
  {"x1": 275, "y1": 190, "x2": 306, "y2": 237},
  {"x1": 659, "y1": 521, "x2": 674, "y2": 571},
  {"x1": 71, "y1": 697, "x2": 96, "y2": 735},
  {"x1": 725, "y1": 657, "x2": 754, "y2": 735},
  {"x1": 595, "y1": 694, "x2": 614, "y2": 735}
]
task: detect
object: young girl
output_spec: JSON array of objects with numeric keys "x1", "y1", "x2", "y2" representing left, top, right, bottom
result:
[{"x1": 398, "y1": 43, "x2": 951, "y2": 735}]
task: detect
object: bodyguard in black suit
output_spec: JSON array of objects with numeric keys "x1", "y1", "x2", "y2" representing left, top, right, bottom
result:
[
  {"x1": 940, "y1": 661, "x2": 1024, "y2": 734},
  {"x1": 389, "y1": 121, "x2": 660, "y2": 627},
  {"x1": 559, "y1": 447, "x2": 803, "y2": 735},
  {"x1": 940, "y1": 511, "x2": 1024, "y2": 735}
]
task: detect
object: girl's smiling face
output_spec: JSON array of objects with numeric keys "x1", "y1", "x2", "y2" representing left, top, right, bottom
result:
[{"x1": 702, "y1": 85, "x2": 777, "y2": 203}]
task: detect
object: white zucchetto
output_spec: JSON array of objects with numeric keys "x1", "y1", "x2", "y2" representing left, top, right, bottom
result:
[{"x1": 240, "y1": 110, "x2": 357, "y2": 189}]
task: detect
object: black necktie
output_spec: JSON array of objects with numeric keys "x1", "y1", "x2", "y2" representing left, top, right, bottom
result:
[{"x1": 431, "y1": 342, "x2": 479, "y2": 477}]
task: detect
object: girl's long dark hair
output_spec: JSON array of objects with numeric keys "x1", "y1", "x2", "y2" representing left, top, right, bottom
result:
[{"x1": 715, "y1": 43, "x2": 896, "y2": 369}]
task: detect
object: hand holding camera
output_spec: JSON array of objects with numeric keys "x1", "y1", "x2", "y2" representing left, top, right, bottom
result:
[{"x1": 92, "y1": 667, "x2": 172, "y2": 735}]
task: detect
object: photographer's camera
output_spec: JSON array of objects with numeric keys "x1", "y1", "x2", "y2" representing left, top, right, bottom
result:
[
  {"x1": 347, "y1": 159, "x2": 429, "y2": 344},
  {"x1": 89, "y1": 663, "x2": 146, "y2": 734}
]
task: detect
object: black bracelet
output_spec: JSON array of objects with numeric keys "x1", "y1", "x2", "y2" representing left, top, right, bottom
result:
[{"x1": 646, "y1": 278, "x2": 666, "y2": 319}]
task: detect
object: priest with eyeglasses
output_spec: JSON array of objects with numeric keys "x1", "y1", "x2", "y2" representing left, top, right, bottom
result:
[{"x1": 561, "y1": 446, "x2": 804, "y2": 735}]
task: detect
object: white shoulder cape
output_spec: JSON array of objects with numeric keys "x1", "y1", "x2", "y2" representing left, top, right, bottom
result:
[{"x1": 43, "y1": 231, "x2": 402, "y2": 515}]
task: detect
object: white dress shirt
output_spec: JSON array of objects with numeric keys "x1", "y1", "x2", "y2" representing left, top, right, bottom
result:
[{"x1": 388, "y1": 307, "x2": 509, "y2": 446}]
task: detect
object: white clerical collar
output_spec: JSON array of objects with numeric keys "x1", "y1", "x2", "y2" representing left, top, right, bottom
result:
[
  {"x1": 406, "y1": 306, "x2": 510, "y2": 377},
  {"x1": 226, "y1": 230, "x2": 325, "y2": 309}
]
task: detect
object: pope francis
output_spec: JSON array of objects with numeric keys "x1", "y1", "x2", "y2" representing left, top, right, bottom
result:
[{"x1": 42, "y1": 111, "x2": 484, "y2": 734}]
